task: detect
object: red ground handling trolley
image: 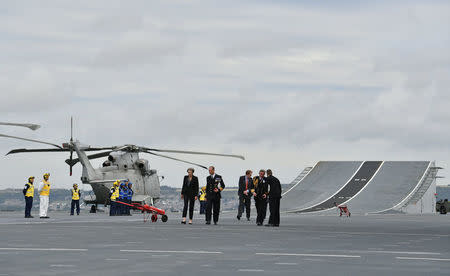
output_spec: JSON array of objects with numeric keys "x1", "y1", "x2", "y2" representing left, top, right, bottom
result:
[
  {"x1": 116, "y1": 201, "x2": 168, "y2": 223},
  {"x1": 334, "y1": 202, "x2": 351, "y2": 217}
]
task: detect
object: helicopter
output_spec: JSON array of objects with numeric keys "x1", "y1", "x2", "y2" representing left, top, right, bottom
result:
[{"x1": 1, "y1": 118, "x2": 245, "y2": 212}]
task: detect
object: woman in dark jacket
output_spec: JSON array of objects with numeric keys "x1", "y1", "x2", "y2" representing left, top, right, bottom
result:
[{"x1": 181, "y1": 168, "x2": 199, "y2": 224}]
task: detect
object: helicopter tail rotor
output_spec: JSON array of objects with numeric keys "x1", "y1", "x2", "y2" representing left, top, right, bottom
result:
[{"x1": 69, "y1": 117, "x2": 74, "y2": 176}]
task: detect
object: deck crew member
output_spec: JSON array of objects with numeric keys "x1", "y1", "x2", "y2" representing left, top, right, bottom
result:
[
  {"x1": 23, "y1": 176, "x2": 35, "y2": 218},
  {"x1": 199, "y1": 186, "x2": 207, "y2": 215},
  {"x1": 205, "y1": 166, "x2": 225, "y2": 225},
  {"x1": 181, "y1": 168, "x2": 199, "y2": 224},
  {"x1": 266, "y1": 169, "x2": 282, "y2": 227},
  {"x1": 38, "y1": 173, "x2": 51, "y2": 219},
  {"x1": 237, "y1": 170, "x2": 253, "y2": 221},
  {"x1": 109, "y1": 181, "x2": 120, "y2": 216},
  {"x1": 70, "y1": 184, "x2": 81, "y2": 216},
  {"x1": 125, "y1": 181, "x2": 133, "y2": 216},
  {"x1": 118, "y1": 182, "x2": 127, "y2": 215},
  {"x1": 253, "y1": 169, "x2": 268, "y2": 226}
]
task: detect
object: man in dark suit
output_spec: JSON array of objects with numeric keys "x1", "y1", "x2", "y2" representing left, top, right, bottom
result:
[
  {"x1": 237, "y1": 170, "x2": 253, "y2": 221},
  {"x1": 253, "y1": 169, "x2": 268, "y2": 226},
  {"x1": 266, "y1": 169, "x2": 282, "y2": 227},
  {"x1": 205, "y1": 166, "x2": 225, "y2": 225}
]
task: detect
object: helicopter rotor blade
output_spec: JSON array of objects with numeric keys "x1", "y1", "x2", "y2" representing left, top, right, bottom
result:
[
  {"x1": 142, "y1": 148, "x2": 245, "y2": 160},
  {"x1": 143, "y1": 150, "x2": 208, "y2": 170},
  {"x1": 0, "y1": 133, "x2": 62, "y2": 149},
  {"x1": 65, "y1": 151, "x2": 113, "y2": 167},
  {"x1": 0, "y1": 122, "x2": 41, "y2": 131},
  {"x1": 7, "y1": 148, "x2": 70, "y2": 155}
]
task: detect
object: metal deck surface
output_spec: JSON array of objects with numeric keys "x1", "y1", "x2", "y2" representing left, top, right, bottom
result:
[{"x1": 0, "y1": 211, "x2": 449, "y2": 276}]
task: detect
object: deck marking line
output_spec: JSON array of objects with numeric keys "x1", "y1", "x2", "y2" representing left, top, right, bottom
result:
[
  {"x1": 0, "y1": 247, "x2": 87, "y2": 252},
  {"x1": 120, "y1": 249, "x2": 223, "y2": 254},
  {"x1": 256, "y1": 253, "x2": 360, "y2": 258},
  {"x1": 396, "y1": 257, "x2": 450, "y2": 262}
]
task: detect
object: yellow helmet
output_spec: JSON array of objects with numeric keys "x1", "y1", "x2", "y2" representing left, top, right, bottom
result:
[
  {"x1": 113, "y1": 180, "x2": 120, "y2": 186},
  {"x1": 201, "y1": 186, "x2": 206, "y2": 191},
  {"x1": 43, "y1": 173, "x2": 50, "y2": 178},
  {"x1": 28, "y1": 176, "x2": 35, "y2": 182}
]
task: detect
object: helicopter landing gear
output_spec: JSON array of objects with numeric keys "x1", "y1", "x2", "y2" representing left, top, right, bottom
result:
[
  {"x1": 151, "y1": 214, "x2": 158, "y2": 222},
  {"x1": 161, "y1": 214, "x2": 168, "y2": 222}
]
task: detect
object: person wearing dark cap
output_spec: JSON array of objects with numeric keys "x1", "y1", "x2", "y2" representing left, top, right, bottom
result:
[
  {"x1": 266, "y1": 169, "x2": 282, "y2": 227},
  {"x1": 181, "y1": 168, "x2": 199, "y2": 224},
  {"x1": 205, "y1": 166, "x2": 225, "y2": 225},
  {"x1": 23, "y1": 176, "x2": 35, "y2": 218}
]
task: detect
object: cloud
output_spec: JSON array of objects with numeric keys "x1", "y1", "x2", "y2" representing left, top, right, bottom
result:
[{"x1": 0, "y1": 0, "x2": 449, "y2": 190}]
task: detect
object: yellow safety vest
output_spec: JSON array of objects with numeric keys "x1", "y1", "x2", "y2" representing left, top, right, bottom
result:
[
  {"x1": 25, "y1": 183, "x2": 34, "y2": 197},
  {"x1": 72, "y1": 188, "x2": 80, "y2": 200},
  {"x1": 110, "y1": 187, "x2": 119, "y2": 201},
  {"x1": 199, "y1": 190, "x2": 206, "y2": 201},
  {"x1": 40, "y1": 180, "x2": 50, "y2": 196}
]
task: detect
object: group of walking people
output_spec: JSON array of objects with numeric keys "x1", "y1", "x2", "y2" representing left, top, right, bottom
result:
[{"x1": 181, "y1": 166, "x2": 282, "y2": 227}]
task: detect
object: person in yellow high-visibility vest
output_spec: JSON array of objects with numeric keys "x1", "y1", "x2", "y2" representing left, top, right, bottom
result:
[
  {"x1": 23, "y1": 176, "x2": 35, "y2": 218},
  {"x1": 109, "y1": 181, "x2": 120, "y2": 216},
  {"x1": 70, "y1": 183, "x2": 81, "y2": 216},
  {"x1": 38, "y1": 173, "x2": 51, "y2": 219},
  {"x1": 199, "y1": 186, "x2": 207, "y2": 215}
]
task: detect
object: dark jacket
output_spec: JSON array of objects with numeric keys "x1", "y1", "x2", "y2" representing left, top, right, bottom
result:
[
  {"x1": 253, "y1": 176, "x2": 268, "y2": 199},
  {"x1": 181, "y1": 175, "x2": 199, "y2": 199},
  {"x1": 267, "y1": 175, "x2": 282, "y2": 198},
  {"x1": 238, "y1": 175, "x2": 254, "y2": 197},
  {"x1": 206, "y1": 174, "x2": 225, "y2": 200}
]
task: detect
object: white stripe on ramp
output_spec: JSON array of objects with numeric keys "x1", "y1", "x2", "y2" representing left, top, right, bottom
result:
[{"x1": 256, "y1": 253, "x2": 360, "y2": 258}]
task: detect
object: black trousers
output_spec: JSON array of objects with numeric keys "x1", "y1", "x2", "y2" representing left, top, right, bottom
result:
[
  {"x1": 199, "y1": 201, "x2": 206, "y2": 214},
  {"x1": 110, "y1": 201, "x2": 116, "y2": 216},
  {"x1": 182, "y1": 196, "x2": 195, "y2": 220},
  {"x1": 25, "y1": 196, "x2": 33, "y2": 217},
  {"x1": 237, "y1": 195, "x2": 251, "y2": 219},
  {"x1": 268, "y1": 197, "x2": 281, "y2": 226},
  {"x1": 206, "y1": 198, "x2": 221, "y2": 223},
  {"x1": 71, "y1": 200, "x2": 80, "y2": 215},
  {"x1": 255, "y1": 198, "x2": 268, "y2": 224}
]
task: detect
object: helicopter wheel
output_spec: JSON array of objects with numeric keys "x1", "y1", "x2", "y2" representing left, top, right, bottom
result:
[
  {"x1": 161, "y1": 215, "x2": 168, "y2": 223},
  {"x1": 151, "y1": 214, "x2": 158, "y2": 222}
]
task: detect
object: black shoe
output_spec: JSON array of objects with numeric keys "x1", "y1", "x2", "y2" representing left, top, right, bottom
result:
[
  {"x1": 70, "y1": 214, "x2": 74, "y2": 216},
  {"x1": 77, "y1": 214, "x2": 80, "y2": 216},
  {"x1": 181, "y1": 221, "x2": 186, "y2": 224},
  {"x1": 273, "y1": 224, "x2": 279, "y2": 227},
  {"x1": 206, "y1": 221, "x2": 211, "y2": 225},
  {"x1": 257, "y1": 222, "x2": 262, "y2": 226},
  {"x1": 40, "y1": 216, "x2": 45, "y2": 219},
  {"x1": 237, "y1": 216, "x2": 240, "y2": 220},
  {"x1": 214, "y1": 222, "x2": 217, "y2": 225},
  {"x1": 265, "y1": 224, "x2": 273, "y2": 227},
  {"x1": 247, "y1": 218, "x2": 250, "y2": 221},
  {"x1": 45, "y1": 216, "x2": 50, "y2": 219}
]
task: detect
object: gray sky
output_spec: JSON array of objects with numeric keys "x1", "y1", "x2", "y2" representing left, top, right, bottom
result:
[{"x1": 1, "y1": 0, "x2": 449, "y2": 190}]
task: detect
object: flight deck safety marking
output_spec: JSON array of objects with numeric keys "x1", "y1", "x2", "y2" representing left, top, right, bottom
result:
[
  {"x1": 120, "y1": 250, "x2": 223, "y2": 254},
  {"x1": 396, "y1": 257, "x2": 450, "y2": 262},
  {"x1": 0, "y1": 248, "x2": 87, "y2": 252},
  {"x1": 256, "y1": 253, "x2": 361, "y2": 258}
]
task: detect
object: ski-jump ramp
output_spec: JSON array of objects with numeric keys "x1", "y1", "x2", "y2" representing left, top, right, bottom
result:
[{"x1": 282, "y1": 161, "x2": 440, "y2": 214}]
